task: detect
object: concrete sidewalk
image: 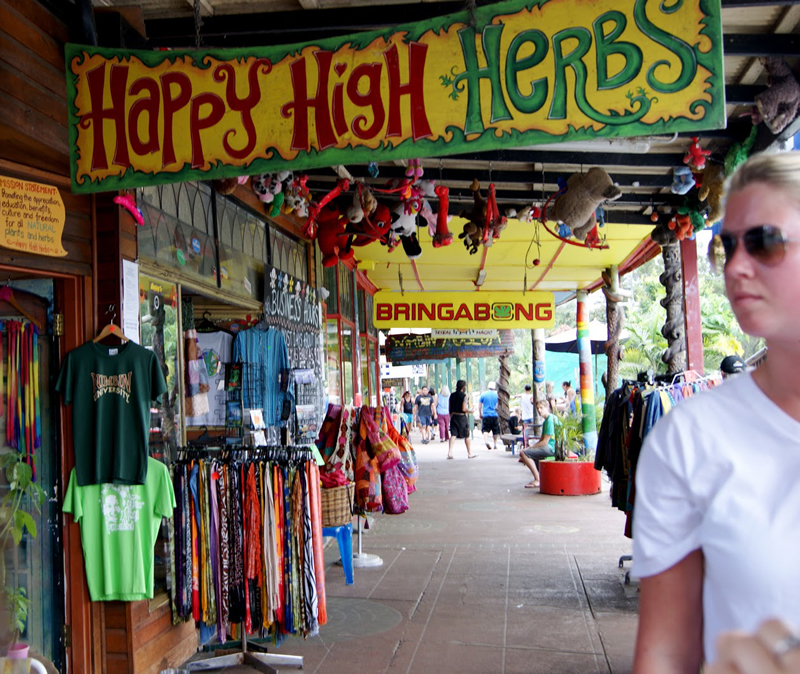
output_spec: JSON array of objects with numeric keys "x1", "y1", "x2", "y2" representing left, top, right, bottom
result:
[{"x1": 205, "y1": 432, "x2": 638, "y2": 673}]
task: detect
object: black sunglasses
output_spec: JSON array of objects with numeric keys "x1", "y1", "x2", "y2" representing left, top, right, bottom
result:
[{"x1": 718, "y1": 225, "x2": 799, "y2": 269}]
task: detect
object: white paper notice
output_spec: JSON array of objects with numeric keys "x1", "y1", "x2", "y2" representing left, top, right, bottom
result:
[{"x1": 122, "y1": 259, "x2": 140, "y2": 344}]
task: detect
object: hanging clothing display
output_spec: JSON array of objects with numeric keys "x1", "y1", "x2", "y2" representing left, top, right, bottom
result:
[
  {"x1": 56, "y1": 340, "x2": 167, "y2": 486},
  {"x1": 63, "y1": 457, "x2": 176, "y2": 601},
  {"x1": 3, "y1": 320, "x2": 41, "y2": 475},
  {"x1": 232, "y1": 327, "x2": 292, "y2": 427},
  {"x1": 184, "y1": 328, "x2": 210, "y2": 418},
  {"x1": 186, "y1": 331, "x2": 234, "y2": 427},
  {"x1": 169, "y1": 449, "x2": 326, "y2": 639},
  {"x1": 595, "y1": 374, "x2": 720, "y2": 536}
]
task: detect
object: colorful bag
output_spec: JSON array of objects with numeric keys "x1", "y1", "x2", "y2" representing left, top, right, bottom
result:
[
  {"x1": 381, "y1": 464, "x2": 409, "y2": 515},
  {"x1": 360, "y1": 406, "x2": 401, "y2": 473},
  {"x1": 354, "y1": 443, "x2": 382, "y2": 513},
  {"x1": 382, "y1": 407, "x2": 418, "y2": 493}
]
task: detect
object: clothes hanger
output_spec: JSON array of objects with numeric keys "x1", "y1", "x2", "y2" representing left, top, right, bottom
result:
[
  {"x1": 196, "y1": 310, "x2": 234, "y2": 335},
  {"x1": 93, "y1": 305, "x2": 129, "y2": 343},
  {"x1": 0, "y1": 282, "x2": 43, "y2": 332}
]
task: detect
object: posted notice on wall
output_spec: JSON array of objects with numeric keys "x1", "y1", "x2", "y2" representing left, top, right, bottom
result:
[
  {"x1": 122, "y1": 259, "x2": 141, "y2": 344},
  {"x1": 0, "y1": 175, "x2": 67, "y2": 257}
]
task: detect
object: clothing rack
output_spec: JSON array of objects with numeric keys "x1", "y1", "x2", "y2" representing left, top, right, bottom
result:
[{"x1": 175, "y1": 445, "x2": 320, "y2": 672}]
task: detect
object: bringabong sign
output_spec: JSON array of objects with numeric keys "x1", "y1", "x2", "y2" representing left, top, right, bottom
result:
[
  {"x1": 66, "y1": 0, "x2": 724, "y2": 194},
  {"x1": 374, "y1": 291, "x2": 555, "y2": 329}
]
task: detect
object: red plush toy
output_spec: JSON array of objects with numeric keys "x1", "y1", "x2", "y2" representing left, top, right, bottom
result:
[
  {"x1": 432, "y1": 184, "x2": 453, "y2": 248},
  {"x1": 684, "y1": 137, "x2": 711, "y2": 171},
  {"x1": 315, "y1": 201, "x2": 354, "y2": 268},
  {"x1": 667, "y1": 213, "x2": 693, "y2": 240}
]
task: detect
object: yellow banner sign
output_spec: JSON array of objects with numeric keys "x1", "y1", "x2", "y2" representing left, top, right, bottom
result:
[
  {"x1": 0, "y1": 176, "x2": 67, "y2": 257},
  {"x1": 66, "y1": 0, "x2": 724, "y2": 194},
  {"x1": 374, "y1": 291, "x2": 555, "y2": 329}
]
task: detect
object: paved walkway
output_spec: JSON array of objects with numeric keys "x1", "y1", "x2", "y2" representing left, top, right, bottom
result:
[{"x1": 197, "y1": 431, "x2": 639, "y2": 673}]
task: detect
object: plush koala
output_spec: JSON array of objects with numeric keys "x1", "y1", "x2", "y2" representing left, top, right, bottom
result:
[
  {"x1": 755, "y1": 57, "x2": 800, "y2": 134},
  {"x1": 552, "y1": 167, "x2": 622, "y2": 241},
  {"x1": 459, "y1": 179, "x2": 487, "y2": 252}
]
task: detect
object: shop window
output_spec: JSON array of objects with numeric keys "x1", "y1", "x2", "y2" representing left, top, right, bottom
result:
[
  {"x1": 270, "y1": 227, "x2": 308, "y2": 282},
  {"x1": 323, "y1": 266, "x2": 338, "y2": 314},
  {"x1": 326, "y1": 319, "x2": 342, "y2": 405},
  {"x1": 357, "y1": 287, "x2": 366, "y2": 331},
  {"x1": 359, "y1": 335, "x2": 369, "y2": 401},
  {"x1": 338, "y1": 266, "x2": 353, "y2": 321},
  {"x1": 138, "y1": 274, "x2": 181, "y2": 597},
  {"x1": 368, "y1": 340, "x2": 378, "y2": 405},
  {"x1": 341, "y1": 322, "x2": 354, "y2": 405},
  {"x1": 365, "y1": 293, "x2": 377, "y2": 337}
]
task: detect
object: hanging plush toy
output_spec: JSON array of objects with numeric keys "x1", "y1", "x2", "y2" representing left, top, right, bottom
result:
[
  {"x1": 459, "y1": 179, "x2": 487, "y2": 254},
  {"x1": 416, "y1": 180, "x2": 439, "y2": 236},
  {"x1": 315, "y1": 201, "x2": 353, "y2": 267},
  {"x1": 432, "y1": 184, "x2": 453, "y2": 248},
  {"x1": 754, "y1": 57, "x2": 800, "y2": 134},
  {"x1": 683, "y1": 137, "x2": 711, "y2": 171},
  {"x1": 389, "y1": 202, "x2": 422, "y2": 259},
  {"x1": 698, "y1": 163, "x2": 725, "y2": 225},
  {"x1": 551, "y1": 167, "x2": 622, "y2": 241},
  {"x1": 671, "y1": 165, "x2": 696, "y2": 195},
  {"x1": 113, "y1": 194, "x2": 144, "y2": 226},
  {"x1": 303, "y1": 178, "x2": 350, "y2": 239}
]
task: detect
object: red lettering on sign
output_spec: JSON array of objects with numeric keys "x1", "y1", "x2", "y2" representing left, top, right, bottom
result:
[
  {"x1": 438, "y1": 304, "x2": 454, "y2": 321},
  {"x1": 128, "y1": 77, "x2": 161, "y2": 156},
  {"x1": 536, "y1": 304, "x2": 553, "y2": 321},
  {"x1": 83, "y1": 63, "x2": 130, "y2": 171},
  {"x1": 418, "y1": 303, "x2": 435, "y2": 322},
  {"x1": 190, "y1": 92, "x2": 225, "y2": 168},
  {"x1": 282, "y1": 51, "x2": 337, "y2": 151},
  {"x1": 515, "y1": 303, "x2": 534, "y2": 321},
  {"x1": 213, "y1": 59, "x2": 271, "y2": 160},
  {"x1": 383, "y1": 43, "x2": 432, "y2": 140},
  {"x1": 396, "y1": 304, "x2": 409, "y2": 321},
  {"x1": 347, "y1": 63, "x2": 385, "y2": 139},
  {"x1": 453, "y1": 304, "x2": 473, "y2": 321},
  {"x1": 474, "y1": 304, "x2": 490, "y2": 321},
  {"x1": 160, "y1": 72, "x2": 193, "y2": 168},
  {"x1": 376, "y1": 304, "x2": 392, "y2": 321}
]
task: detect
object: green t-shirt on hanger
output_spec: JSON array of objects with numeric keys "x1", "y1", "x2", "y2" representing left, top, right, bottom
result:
[
  {"x1": 56, "y1": 341, "x2": 167, "y2": 486},
  {"x1": 63, "y1": 457, "x2": 175, "y2": 601}
]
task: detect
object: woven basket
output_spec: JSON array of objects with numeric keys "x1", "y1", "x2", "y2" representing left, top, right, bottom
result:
[{"x1": 321, "y1": 482, "x2": 353, "y2": 527}]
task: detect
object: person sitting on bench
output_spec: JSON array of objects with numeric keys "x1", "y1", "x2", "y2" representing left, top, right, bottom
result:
[{"x1": 520, "y1": 399, "x2": 559, "y2": 489}]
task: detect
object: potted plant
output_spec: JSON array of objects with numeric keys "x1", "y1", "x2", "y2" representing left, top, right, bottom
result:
[
  {"x1": 0, "y1": 450, "x2": 45, "y2": 655},
  {"x1": 539, "y1": 414, "x2": 602, "y2": 495}
]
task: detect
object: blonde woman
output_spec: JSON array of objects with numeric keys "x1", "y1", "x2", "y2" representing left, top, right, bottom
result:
[{"x1": 633, "y1": 152, "x2": 800, "y2": 671}]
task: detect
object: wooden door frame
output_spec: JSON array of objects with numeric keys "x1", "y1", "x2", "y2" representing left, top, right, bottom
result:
[{"x1": 0, "y1": 264, "x2": 96, "y2": 673}]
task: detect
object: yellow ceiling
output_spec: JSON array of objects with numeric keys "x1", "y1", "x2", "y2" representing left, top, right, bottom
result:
[{"x1": 355, "y1": 215, "x2": 653, "y2": 297}]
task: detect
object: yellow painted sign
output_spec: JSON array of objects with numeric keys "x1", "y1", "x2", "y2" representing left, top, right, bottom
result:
[
  {"x1": 0, "y1": 176, "x2": 67, "y2": 257},
  {"x1": 66, "y1": 0, "x2": 724, "y2": 194},
  {"x1": 374, "y1": 291, "x2": 555, "y2": 329}
]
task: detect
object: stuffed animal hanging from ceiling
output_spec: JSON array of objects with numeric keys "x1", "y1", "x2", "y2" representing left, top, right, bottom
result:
[
  {"x1": 551, "y1": 167, "x2": 622, "y2": 241},
  {"x1": 432, "y1": 184, "x2": 453, "y2": 248},
  {"x1": 683, "y1": 137, "x2": 711, "y2": 171},
  {"x1": 754, "y1": 56, "x2": 800, "y2": 134}
]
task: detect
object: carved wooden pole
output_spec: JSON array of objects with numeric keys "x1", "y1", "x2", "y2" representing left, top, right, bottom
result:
[
  {"x1": 660, "y1": 242, "x2": 687, "y2": 373},
  {"x1": 602, "y1": 265, "x2": 623, "y2": 398},
  {"x1": 497, "y1": 347, "x2": 512, "y2": 434},
  {"x1": 533, "y1": 328, "x2": 546, "y2": 428}
]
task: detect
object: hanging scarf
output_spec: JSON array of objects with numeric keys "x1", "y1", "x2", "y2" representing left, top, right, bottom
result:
[
  {"x1": 307, "y1": 461, "x2": 327, "y2": 626},
  {"x1": 300, "y1": 463, "x2": 319, "y2": 636}
]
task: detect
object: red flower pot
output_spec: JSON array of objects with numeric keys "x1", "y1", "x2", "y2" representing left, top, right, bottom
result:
[{"x1": 539, "y1": 460, "x2": 601, "y2": 495}]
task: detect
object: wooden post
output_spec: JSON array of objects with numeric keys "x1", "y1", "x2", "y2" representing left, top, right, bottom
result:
[
  {"x1": 532, "y1": 328, "x2": 545, "y2": 427},
  {"x1": 602, "y1": 265, "x2": 622, "y2": 398},
  {"x1": 681, "y1": 237, "x2": 704, "y2": 375},
  {"x1": 576, "y1": 291, "x2": 598, "y2": 452},
  {"x1": 660, "y1": 242, "x2": 687, "y2": 373}
]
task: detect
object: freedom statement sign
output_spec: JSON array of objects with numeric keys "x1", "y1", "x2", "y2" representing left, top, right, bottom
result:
[{"x1": 66, "y1": 0, "x2": 724, "y2": 193}]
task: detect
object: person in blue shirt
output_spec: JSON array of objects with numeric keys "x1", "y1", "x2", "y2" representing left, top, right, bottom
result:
[{"x1": 478, "y1": 381, "x2": 500, "y2": 450}]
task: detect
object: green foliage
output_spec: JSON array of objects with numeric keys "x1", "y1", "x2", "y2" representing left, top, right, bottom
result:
[
  {"x1": 0, "y1": 451, "x2": 45, "y2": 644},
  {"x1": 618, "y1": 241, "x2": 765, "y2": 378}
]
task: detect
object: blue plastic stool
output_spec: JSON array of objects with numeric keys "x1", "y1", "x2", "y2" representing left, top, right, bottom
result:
[{"x1": 322, "y1": 523, "x2": 354, "y2": 585}]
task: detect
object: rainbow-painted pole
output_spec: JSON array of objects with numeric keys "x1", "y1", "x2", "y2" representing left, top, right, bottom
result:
[{"x1": 576, "y1": 291, "x2": 598, "y2": 452}]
